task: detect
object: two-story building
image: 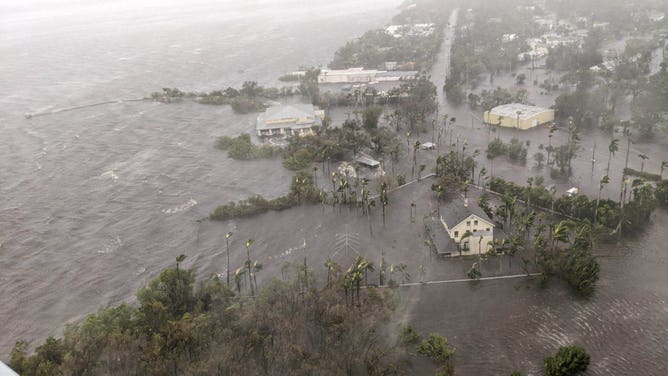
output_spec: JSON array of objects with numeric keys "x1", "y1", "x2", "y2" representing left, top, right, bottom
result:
[
  {"x1": 256, "y1": 104, "x2": 324, "y2": 138},
  {"x1": 435, "y1": 198, "x2": 497, "y2": 256}
]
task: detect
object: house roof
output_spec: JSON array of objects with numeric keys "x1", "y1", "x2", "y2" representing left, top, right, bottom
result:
[
  {"x1": 426, "y1": 220, "x2": 457, "y2": 255},
  {"x1": 441, "y1": 198, "x2": 493, "y2": 227},
  {"x1": 256, "y1": 104, "x2": 315, "y2": 130},
  {"x1": 0, "y1": 361, "x2": 19, "y2": 376},
  {"x1": 355, "y1": 155, "x2": 380, "y2": 167}
]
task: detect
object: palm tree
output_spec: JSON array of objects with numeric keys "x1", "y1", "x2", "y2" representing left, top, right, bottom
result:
[
  {"x1": 606, "y1": 138, "x2": 619, "y2": 176},
  {"x1": 661, "y1": 161, "x2": 668, "y2": 180},
  {"x1": 324, "y1": 258, "x2": 340, "y2": 287},
  {"x1": 380, "y1": 182, "x2": 389, "y2": 226},
  {"x1": 459, "y1": 230, "x2": 474, "y2": 256},
  {"x1": 356, "y1": 256, "x2": 375, "y2": 287},
  {"x1": 175, "y1": 254, "x2": 186, "y2": 277},
  {"x1": 312, "y1": 166, "x2": 318, "y2": 187},
  {"x1": 550, "y1": 221, "x2": 571, "y2": 256},
  {"x1": 433, "y1": 184, "x2": 444, "y2": 217},
  {"x1": 392, "y1": 263, "x2": 410, "y2": 284},
  {"x1": 412, "y1": 141, "x2": 421, "y2": 176},
  {"x1": 594, "y1": 175, "x2": 610, "y2": 224},
  {"x1": 526, "y1": 177, "x2": 534, "y2": 209},
  {"x1": 234, "y1": 267, "x2": 245, "y2": 296},
  {"x1": 252, "y1": 261, "x2": 263, "y2": 292},
  {"x1": 478, "y1": 167, "x2": 487, "y2": 187},
  {"x1": 418, "y1": 164, "x2": 426, "y2": 181},
  {"x1": 245, "y1": 239, "x2": 254, "y2": 297},
  {"x1": 225, "y1": 232, "x2": 233, "y2": 286},
  {"x1": 502, "y1": 195, "x2": 517, "y2": 233},
  {"x1": 638, "y1": 153, "x2": 649, "y2": 172}
]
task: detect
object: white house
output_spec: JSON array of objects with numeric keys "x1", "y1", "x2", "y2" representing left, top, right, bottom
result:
[{"x1": 437, "y1": 198, "x2": 497, "y2": 256}]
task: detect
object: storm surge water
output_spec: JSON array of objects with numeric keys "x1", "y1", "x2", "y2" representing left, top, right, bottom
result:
[
  {"x1": 1, "y1": 0, "x2": 668, "y2": 374},
  {"x1": 0, "y1": 0, "x2": 402, "y2": 356}
]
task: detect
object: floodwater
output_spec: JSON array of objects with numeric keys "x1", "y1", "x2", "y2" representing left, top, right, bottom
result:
[
  {"x1": 0, "y1": 0, "x2": 403, "y2": 356},
  {"x1": 1, "y1": 1, "x2": 667, "y2": 374},
  {"x1": 408, "y1": 10, "x2": 668, "y2": 375}
]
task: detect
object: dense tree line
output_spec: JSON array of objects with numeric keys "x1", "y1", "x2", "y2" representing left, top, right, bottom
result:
[
  {"x1": 329, "y1": 0, "x2": 449, "y2": 70},
  {"x1": 9, "y1": 256, "x2": 410, "y2": 375},
  {"x1": 445, "y1": 0, "x2": 541, "y2": 103}
]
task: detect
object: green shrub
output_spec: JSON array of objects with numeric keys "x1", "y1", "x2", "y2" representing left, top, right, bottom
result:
[
  {"x1": 283, "y1": 148, "x2": 315, "y2": 170},
  {"x1": 397, "y1": 174, "x2": 406, "y2": 186},
  {"x1": 416, "y1": 334, "x2": 454, "y2": 363},
  {"x1": 560, "y1": 246, "x2": 600, "y2": 297},
  {"x1": 230, "y1": 96, "x2": 266, "y2": 114},
  {"x1": 216, "y1": 134, "x2": 279, "y2": 160},
  {"x1": 544, "y1": 345, "x2": 590, "y2": 376},
  {"x1": 399, "y1": 325, "x2": 421, "y2": 346}
]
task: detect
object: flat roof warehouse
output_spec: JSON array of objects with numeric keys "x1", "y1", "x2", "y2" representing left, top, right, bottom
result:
[{"x1": 487, "y1": 103, "x2": 553, "y2": 120}]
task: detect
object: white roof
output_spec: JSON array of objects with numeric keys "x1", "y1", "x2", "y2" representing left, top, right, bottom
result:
[
  {"x1": 0, "y1": 362, "x2": 19, "y2": 376},
  {"x1": 256, "y1": 104, "x2": 315, "y2": 130},
  {"x1": 320, "y1": 68, "x2": 384, "y2": 76},
  {"x1": 487, "y1": 103, "x2": 553, "y2": 120}
]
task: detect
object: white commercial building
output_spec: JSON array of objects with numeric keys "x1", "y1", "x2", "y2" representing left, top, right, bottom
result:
[
  {"x1": 256, "y1": 104, "x2": 324, "y2": 137},
  {"x1": 318, "y1": 67, "x2": 417, "y2": 84}
]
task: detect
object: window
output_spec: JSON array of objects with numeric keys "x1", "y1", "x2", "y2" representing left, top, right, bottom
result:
[
  {"x1": 486, "y1": 228, "x2": 491, "y2": 232},
  {"x1": 454, "y1": 231, "x2": 459, "y2": 237},
  {"x1": 466, "y1": 221, "x2": 471, "y2": 226},
  {"x1": 473, "y1": 229, "x2": 477, "y2": 233},
  {"x1": 474, "y1": 220, "x2": 478, "y2": 226}
]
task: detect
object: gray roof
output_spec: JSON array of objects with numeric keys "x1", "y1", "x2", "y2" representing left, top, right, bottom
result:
[
  {"x1": 256, "y1": 103, "x2": 315, "y2": 131},
  {"x1": 426, "y1": 220, "x2": 457, "y2": 255},
  {"x1": 441, "y1": 198, "x2": 493, "y2": 227}
]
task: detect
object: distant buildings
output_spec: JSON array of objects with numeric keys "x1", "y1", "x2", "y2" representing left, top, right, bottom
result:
[
  {"x1": 502, "y1": 33, "x2": 518, "y2": 42},
  {"x1": 649, "y1": 11, "x2": 665, "y2": 23},
  {"x1": 317, "y1": 68, "x2": 417, "y2": 84},
  {"x1": 484, "y1": 103, "x2": 555, "y2": 130},
  {"x1": 385, "y1": 23, "x2": 435, "y2": 38},
  {"x1": 256, "y1": 104, "x2": 324, "y2": 138}
]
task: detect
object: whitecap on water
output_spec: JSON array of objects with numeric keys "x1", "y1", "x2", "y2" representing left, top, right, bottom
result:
[
  {"x1": 161, "y1": 198, "x2": 197, "y2": 214},
  {"x1": 101, "y1": 170, "x2": 119, "y2": 181}
]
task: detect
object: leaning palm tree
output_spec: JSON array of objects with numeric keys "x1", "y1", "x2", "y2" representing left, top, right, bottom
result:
[
  {"x1": 175, "y1": 254, "x2": 186, "y2": 276},
  {"x1": 459, "y1": 230, "x2": 474, "y2": 257},
  {"x1": 660, "y1": 161, "x2": 668, "y2": 180},
  {"x1": 225, "y1": 232, "x2": 233, "y2": 286},
  {"x1": 606, "y1": 138, "x2": 619, "y2": 176},
  {"x1": 594, "y1": 175, "x2": 610, "y2": 224},
  {"x1": 324, "y1": 258, "x2": 340, "y2": 287},
  {"x1": 549, "y1": 221, "x2": 571, "y2": 256},
  {"x1": 252, "y1": 261, "x2": 263, "y2": 292},
  {"x1": 478, "y1": 167, "x2": 487, "y2": 187},
  {"x1": 234, "y1": 267, "x2": 245, "y2": 296},
  {"x1": 244, "y1": 239, "x2": 254, "y2": 297},
  {"x1": 638, "y1": 153, "x2": 649, "y2": 172}
]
